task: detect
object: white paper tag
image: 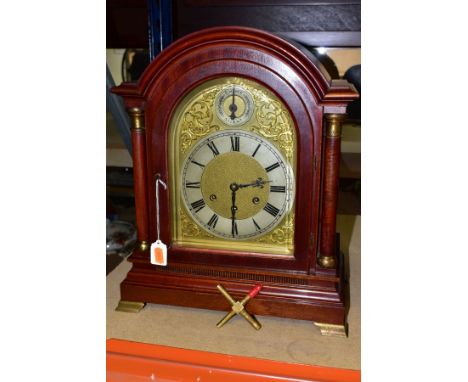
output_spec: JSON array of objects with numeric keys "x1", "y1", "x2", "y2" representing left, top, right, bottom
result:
[{"x1": 150, "y1": 240, "x2": 167, "y2": 266}]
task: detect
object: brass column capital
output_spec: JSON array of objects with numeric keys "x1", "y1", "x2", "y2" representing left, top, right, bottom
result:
[
  {"x1": 325, "y1": 113, "x2": 346, "y2": 137},
  {"x1": 128, "y1": 107, "x2": 145, "y2": 130}
]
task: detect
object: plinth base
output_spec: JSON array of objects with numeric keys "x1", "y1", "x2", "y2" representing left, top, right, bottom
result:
[{"x1": 116, "y1": 235, "x2": 348, "y2": 335}]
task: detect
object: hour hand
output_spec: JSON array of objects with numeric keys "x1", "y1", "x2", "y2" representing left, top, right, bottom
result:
[{"x1": 238, "y1": 178, "x2": 272, "y2": 189}]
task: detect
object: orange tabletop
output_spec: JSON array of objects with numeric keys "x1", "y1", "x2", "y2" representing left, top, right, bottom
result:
[{"x1": 107, "y1": 338, "x2": 360, "y2": 382}]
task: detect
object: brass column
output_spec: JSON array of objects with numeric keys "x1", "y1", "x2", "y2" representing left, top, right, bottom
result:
[
  {"x1": 128, "y1": 108, "x2": 150, "y2": 252},
  {"x1": 318, "y1": 113, "x2": 346, "y2": 268}
]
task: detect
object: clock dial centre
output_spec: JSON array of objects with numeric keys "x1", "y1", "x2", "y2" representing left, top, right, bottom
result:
[{"x1": 201, "y1": 152, "x2": 269, "y2": 219}]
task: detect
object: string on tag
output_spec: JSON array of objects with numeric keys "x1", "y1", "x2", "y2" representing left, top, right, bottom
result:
[
  {"x1": 151, "y1": 175, "x2": 168, "y2": 266},
  {"x1": 155, "y1": 175, "x2": 167, "y2": 241}
]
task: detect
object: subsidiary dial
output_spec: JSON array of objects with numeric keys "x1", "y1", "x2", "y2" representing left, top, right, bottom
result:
[{"x1": 215, "y1": 85, "x2": 254, "y2": 126}]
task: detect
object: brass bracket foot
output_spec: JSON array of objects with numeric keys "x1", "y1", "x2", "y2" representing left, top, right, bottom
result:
[
  {"x1": 314, "y1": 322, "x2": 348, "y2": 337},
  {"x1": 115, "y1": 300, "x2": 146, "y2": 313}
]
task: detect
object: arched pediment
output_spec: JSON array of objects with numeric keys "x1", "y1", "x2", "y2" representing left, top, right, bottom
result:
[{"x1": 112, "y1": 27, "x2": 357, "y2": 110}]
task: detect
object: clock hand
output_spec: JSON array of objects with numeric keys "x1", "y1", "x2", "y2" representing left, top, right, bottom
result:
[
  {"x1": 230, "y1": 183, "x2": 239, "y2": 237},
  {"x1": 238, "y1": 178, "x2": 272, "y2": 189},
  {"x1": 229, "y1": 86, "x2": 238, "y2": 120}
]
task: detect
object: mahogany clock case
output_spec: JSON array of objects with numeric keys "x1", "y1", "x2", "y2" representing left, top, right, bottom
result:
[{"x1": 112, "y1": 27, "x2": 358, "y2": 331}]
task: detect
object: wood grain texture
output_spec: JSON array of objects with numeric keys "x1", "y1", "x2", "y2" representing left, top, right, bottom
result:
[
  {"x1": 112, "y1": 27, "x2": 357, "y2": 329},
  {"x1": 130, "y1": 128, "x2": 149, "y2": 243},
  {"x1": 120, "y1": 244, "x2": 346, "y2": 325},
  {"x1": 319, "y1": 135, "x2": 341, "y2": 264}
]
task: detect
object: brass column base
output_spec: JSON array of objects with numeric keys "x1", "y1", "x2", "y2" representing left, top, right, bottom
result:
[
  {"x1": 138, "y1": 240, "x2": 150, "y2": 252},
  {"x1": 314, "y1": 322, "x2": 348, "y2": 337},
  {"x1": 115, "y1": 300, "x2": 146, "y2": 313},
  {"x1": 317, "y1": 255, "x2": 336, "y2": 268}
]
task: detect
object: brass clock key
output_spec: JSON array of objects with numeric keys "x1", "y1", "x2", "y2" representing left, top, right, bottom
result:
[{"x1": 216, "y1": 284, "x2": 263, "y2": 330}]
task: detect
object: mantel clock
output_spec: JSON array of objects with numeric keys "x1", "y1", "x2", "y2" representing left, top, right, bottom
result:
[{"x1": 112, "y1": 27, "x2": 358, "y2": 336}]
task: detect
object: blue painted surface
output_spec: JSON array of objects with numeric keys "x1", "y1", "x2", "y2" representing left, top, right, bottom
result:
[{"x1": 148, "y1": 0, "x2": 173, "y2": 60}]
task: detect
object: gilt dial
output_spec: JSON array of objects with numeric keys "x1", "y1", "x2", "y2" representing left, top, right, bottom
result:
[
  {"x1": 215, "y1": 85, "x2": 254, "y2": 126},
  {"x1": 182, "y1": 130, "x2": 294, "y2": 240}
]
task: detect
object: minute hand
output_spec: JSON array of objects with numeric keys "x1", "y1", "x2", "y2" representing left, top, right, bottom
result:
[{"x1": 230, "y1": 184, "x2": 238, "y2": 237}]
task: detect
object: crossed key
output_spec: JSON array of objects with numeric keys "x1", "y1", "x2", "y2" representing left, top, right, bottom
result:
[{"x1": 216, "y1": 284, "x2": 263, "y2": 330}]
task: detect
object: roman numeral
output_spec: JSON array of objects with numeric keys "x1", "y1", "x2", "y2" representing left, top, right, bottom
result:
[
  {"x1": 185, "y1": 181, "x2": 201, "y2": 189},
  {"x1": 207, "y1": 141, "x2": 220, "y2": 156},
  {"x1": 264, "y1": 203, "x2": 280, "y2": 217},
  {"x1": 230, "y1": 136, "x2": 240, "y2": 151},
  {"x1": 265, "y1": 162, "x2": 280, "y2": 173},
  {"x1": 252, "y1": 144, "x2": 261, "y2": 157},
  {"x1": 252, "y1": 218, "x2": 261, "y2": 231},
  {"x1": 231, "y1": 221, "x2": 238, "y2": 237},
  {"x1": 207, "y1": 214, "x2": 219, "y2": 229},
  {"x1": 191, "y1": 160, "x2": 205, "y2": 168},
  {"x1": 191, "y1": 199, "x2": 206, "y2": 213},
  {"x1": 270, "y1": 185, "x2": 286, "y2": 193}
]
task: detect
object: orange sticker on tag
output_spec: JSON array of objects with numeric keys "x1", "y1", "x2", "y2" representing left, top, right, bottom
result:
[
  {"x1": 154, "y1": 247, "x2": 164, "y2": 264},
  {"x1": 150, "y1": 240, "x2": 167, "y2": 266}
]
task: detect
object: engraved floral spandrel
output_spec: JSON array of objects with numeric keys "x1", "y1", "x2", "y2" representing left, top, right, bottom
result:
[
  {"x1": 180, "y1": 88, "x2": 220, "y2": 154},
  {"x1": 256, "y1": 213, "x2": 294, "y2": 247},
  {"x1": 250, "y1": 92, "x2": 294, "y2": 161},
  {"x1": 180, "y1": 208, "x2": 214, "y2": 239}
]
